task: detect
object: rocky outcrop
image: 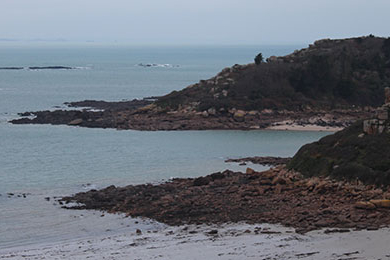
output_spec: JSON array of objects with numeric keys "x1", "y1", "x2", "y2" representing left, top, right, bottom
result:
[
  {"x1": 0, "y1": 66, "x2": 77, "y2": 70},
  {"x1": 28, "y1": 66, "x2": 74, "y2": 70},
  {"x1": 64, "y1": 98, "x2": 155, "y2": 111},
  {"x1": 11, "y1": 102, "x2": 372, "y2": 131},
  {"x1": 0, "y1": 67, "x2": 24, "y2": 70},
  {"x1": 61, "y1": 166, "x2": 390, "y2": 233},
  {"x1": 363, "y1": 87, "x2": 390, "y2": 134},
  {"x1": 225, "y1": 156, "x2": 291, "y2": 166},
  {"x1": 288, "y1": 90, "x2": 390, "y2": 186}
]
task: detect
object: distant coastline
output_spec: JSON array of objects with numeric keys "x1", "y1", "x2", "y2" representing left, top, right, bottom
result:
[
  {"x1": 11, "y1": 36, "x2": 388, "y2": 131},
  {"x1": 0, "y1": 66, "x2": 85, "y2": 70}
]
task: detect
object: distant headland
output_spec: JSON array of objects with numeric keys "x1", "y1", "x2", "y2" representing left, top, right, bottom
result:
[{"x1": 11, "y1": 35, "x2": 390, "y2": 131}]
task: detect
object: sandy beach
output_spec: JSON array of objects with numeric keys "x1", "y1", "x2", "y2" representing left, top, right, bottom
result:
[
  {"x1": 1, "y1": 222, "x2": 389, "y2": 260},
  {"x1": 266, "y1": 121, "x2": 344, "y2": 132}
]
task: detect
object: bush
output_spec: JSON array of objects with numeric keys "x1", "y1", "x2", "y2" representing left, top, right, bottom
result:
[
  {"x1": 288, "y1": 121, "x2": 390, "y2": 186},
  {"x1": 254, "y1": 53, "x2": 263, "y2": 65},
  {"x1": 382, "y1": 38, "x2": 390, "y2": 58}
]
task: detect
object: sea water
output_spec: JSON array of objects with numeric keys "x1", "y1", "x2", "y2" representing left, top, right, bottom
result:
[{"x1": 0, "y1": 44, "x2": 329, "y2": 249}]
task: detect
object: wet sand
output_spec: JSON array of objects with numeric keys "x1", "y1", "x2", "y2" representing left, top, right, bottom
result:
[{"x1": 1, "y1": 223, "x2": 389, "y2": 259}]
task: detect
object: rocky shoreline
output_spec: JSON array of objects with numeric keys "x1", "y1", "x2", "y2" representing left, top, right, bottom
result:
[
  {"x1": 225, "y1": 156, "x2": 291, "y2": 166},
  {"x1": 61, "y1": 165, "x2": 390, "y2": 234},
  {"x1": 10, "y1": 36, "x2": 389, "y2": 131},
  {"x1": 10, "y1": 99, "x2": 372, "y2": 131}
]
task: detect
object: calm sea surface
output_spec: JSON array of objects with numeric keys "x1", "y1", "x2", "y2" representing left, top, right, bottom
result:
[{"x1": 0, "y1": 44, "x2": 329, "y2": 249}]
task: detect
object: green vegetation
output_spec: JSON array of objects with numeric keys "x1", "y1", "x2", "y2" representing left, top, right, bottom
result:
[
  {"x1": 156, "y1": 36, "x2": 390, "y2": 112},
  {"x1": 254, "y1": 53, "x2": 264, "y2": 65},
  {"x1": 288, "y1": 121, "x2": 390, "y2": 186}
]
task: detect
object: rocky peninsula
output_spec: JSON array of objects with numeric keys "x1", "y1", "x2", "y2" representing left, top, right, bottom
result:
[
  {"x1": 61, "y1": 165, "x2": 390, "y2": 234},
  {"x1": 11, "y1": 36, "x2": 390, "y2": 130},
  {"x1": 60, "y1": 90, "x2": 390, "y2": 234}
]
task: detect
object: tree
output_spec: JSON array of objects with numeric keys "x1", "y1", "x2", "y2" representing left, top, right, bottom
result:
[{"x1": 254, "y1": 53, "x2": 263, "y2": 65}]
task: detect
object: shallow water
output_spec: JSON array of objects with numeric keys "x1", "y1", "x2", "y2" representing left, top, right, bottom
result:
[{"x1": 0, "y1": 44, "x2": 331, "y2": 249}]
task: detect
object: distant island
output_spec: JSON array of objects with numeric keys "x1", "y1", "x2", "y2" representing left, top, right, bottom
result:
[
  {"x1": 0, "y1": 66, "x2": 76, "y2": 70},
  {"x1": 11, "y1": 36, "x2": 390, "y2": 130}
]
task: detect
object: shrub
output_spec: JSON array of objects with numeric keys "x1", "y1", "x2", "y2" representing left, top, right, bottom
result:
[{"x1": 254, "y1": 53, "x2": 263, "y2": 65}]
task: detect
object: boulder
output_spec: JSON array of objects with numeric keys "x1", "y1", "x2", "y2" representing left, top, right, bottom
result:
[
  {"x1": 272, "y1": 176, "x2": 287, "y2": 185},
  {"x1": 233, "y1": 110, "x2": 246, "y2": 122},
  {"x1": 207, "y1": 108, "x2": 216, "y2": 116},
  {"x1": 246, "y1": 168, "x2": 255, "y2": 174},
  {"x1": 376, "y1": 108, "x2": 388, "y2": 120},
  {"x1": 68, "y1": 118, "x2": 83, "y2": 125},
  {"x1": 266, "y1": 56, "x2": 278, "y2": 62},
  {"x1": 369, "y1": 199, "x2": 390, "y2": 208},
  {"x1": 261, "y1": 109, "x2": 273, "y2": 114},
  {"x1": 363, "y1": 119, "x2": 379, "y2": 134},
  {"x1": 354, "y1": 201, "x2": 376, "y2": 210}
]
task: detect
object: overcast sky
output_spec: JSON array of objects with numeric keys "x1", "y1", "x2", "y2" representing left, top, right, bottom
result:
[{"x1": 1, "y1": 0, "x2": 389, "y2": 45}]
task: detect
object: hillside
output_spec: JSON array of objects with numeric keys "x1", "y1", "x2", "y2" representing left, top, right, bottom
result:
[
  {"x1": 288, "y1": 97, "x2": 390, "y2": 186},
  {"x1": 157, "y1": 35, "x2": 390, "y2": 112},
  {"x1": 11, "y1": 36, "x2": 390, "y2": 130}
]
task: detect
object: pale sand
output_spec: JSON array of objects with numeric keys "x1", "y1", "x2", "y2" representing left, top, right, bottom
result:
[
  {"x1": 1, "y1": 223, "x2": 389, "y2": 260},
  {"x1": 266, "y1": 121, "x2": 343, "y2": 132}
]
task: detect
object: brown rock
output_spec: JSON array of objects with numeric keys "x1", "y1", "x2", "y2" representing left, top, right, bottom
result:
[
  {"x1": 259, "y1": 170, "x2": 276, "y2": 180},
  {"x1": 369, "y1": 199, "x2": 390, "y2": 208},
  {"x1": 60, "y1": 165, "x2": 390, "y2": 235},
  {"x1": 246, "y1": 168, "x2": 255, "y2": 174},
  {"x1": 233, "y1": 110, "x2": 246, "y2": 121},
  {"x1": 248, "y1": 110, "x2": 258, "y2": 116},
  {"x1": 314, "y1": 180, "x2": 330, "y2": 193},
  {"x1": 306, "y1": 178, "x2": 320, "y2": 188},
  {"x1": 314, "y1": 219, "x2": 331, "y2": 227},
  {"x1": 354, "y1": 201, "x2": 376, "y2": 210},
  {"x1": 272, "y1": 176, "x2": 287, "y2": 185}
]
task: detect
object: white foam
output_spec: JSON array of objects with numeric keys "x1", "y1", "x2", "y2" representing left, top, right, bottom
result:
[
  {"x1": 137, "y1": 63, "x2": 180, "y2": 68},
  {"x1": 82, "y1": 183, "x2": 98, "y2": 191},
  {"x1": 74, "y1": 66, "x2": 91, "y2": 70}
]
